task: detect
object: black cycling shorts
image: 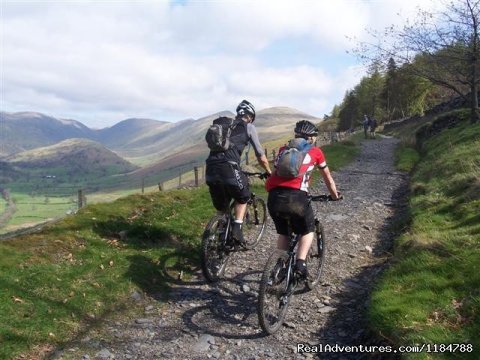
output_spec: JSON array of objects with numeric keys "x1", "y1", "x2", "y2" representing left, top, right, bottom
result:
[
  {"x1": 267, "y1": 187, "x2": 315, "y2": 236},
  {"x1": 206, "y1": 162, "x2": 251, "y2": 211}
]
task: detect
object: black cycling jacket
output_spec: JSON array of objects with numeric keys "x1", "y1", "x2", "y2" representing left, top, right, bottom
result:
[{"x1": 206, "y1": 118, "x2": 264, "y2": 166}]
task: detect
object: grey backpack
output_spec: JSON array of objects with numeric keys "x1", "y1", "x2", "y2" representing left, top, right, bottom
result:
[
  {"x1": 205, "y1": 117, "x2": 238, "y2": 151},
  {"x1": 275, "y1": 138, "x2": 312, "y2": 178}
]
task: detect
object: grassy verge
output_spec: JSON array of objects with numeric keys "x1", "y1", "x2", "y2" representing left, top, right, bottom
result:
[
  {"x1": 321, "y1": 133, "x2": 361, "y2": 171},
  {"x1": 394, "y1": 144, "x2": 420, "y2": 173},
  {"x1": 369, "y1": 120, "x2": 480, "y2": 359},
  {"x1": 0, "y1": 187, "x2": 215, "y2": 359}
]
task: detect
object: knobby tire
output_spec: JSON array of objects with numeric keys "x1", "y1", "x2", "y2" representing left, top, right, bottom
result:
[
  {"x1": 306, "y1": 220, "x2": 326, "y2": 290},
  {"x1": 257, "y1": 250, "x2": 291, "y2": 334},
  {"x1": 201, "y1": 214, "x2": 230, "y2": 283}
]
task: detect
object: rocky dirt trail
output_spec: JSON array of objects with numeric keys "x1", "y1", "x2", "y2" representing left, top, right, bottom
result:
[{"x1": 53, "y1": 136, "x2": 409, "y2": 360}]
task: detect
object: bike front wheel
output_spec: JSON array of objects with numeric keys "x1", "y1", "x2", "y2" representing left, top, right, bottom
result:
[
  {"x1": 257, "y1": 250, "x2": 291, "y2": 334},
  {"x1": 242, "y1": 196, "x2": 267, "y2": 249},
  {"x1": 201, "y1": 214, "x2": 230, "y2": 282},
  {"x1": 306, "y1": 219, "x2": 326, "y2": 290}
]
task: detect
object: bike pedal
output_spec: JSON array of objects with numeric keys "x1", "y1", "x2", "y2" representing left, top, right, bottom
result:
[{"x1": 234, "y1": 240, "x2": 249, "y2": 251}]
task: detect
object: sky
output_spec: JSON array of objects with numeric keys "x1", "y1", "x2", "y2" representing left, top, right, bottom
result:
[{"x1": 1, "y1": 0, "x2": 440, "y2": 128}]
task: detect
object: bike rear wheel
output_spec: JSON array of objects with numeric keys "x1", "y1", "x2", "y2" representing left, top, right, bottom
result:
[
  {"x1": 306, "y1": 219, "x2": 326, "y2": 290},
  {"x1": 242, "y1": 196, "x2": 267, "y2": 249},
  {"x1": 257, "y1": 250, "x2": 291, "y2": 334},
  {"x1": 201, "y1": 214, "x2": 230, "y2": 282}
]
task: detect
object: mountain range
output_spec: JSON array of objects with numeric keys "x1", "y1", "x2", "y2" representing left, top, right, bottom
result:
[{"x1": 1, "y1": 108, "x2": 322, "y2": 186}]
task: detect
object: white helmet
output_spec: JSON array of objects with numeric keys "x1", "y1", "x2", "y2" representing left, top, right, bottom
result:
[{"x1": 236, "y1": 100, "x2": 256, "y2": 122}]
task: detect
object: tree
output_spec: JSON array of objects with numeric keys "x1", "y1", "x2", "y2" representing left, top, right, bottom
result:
[
  {"x1": 337, "y1": 90, "x2": 359, "y2": 131},
  {"x1": 357, "y1": 0, "x2": 480, "y2": 123},
  {"x1": 383, "y1": 62, "x2": 434, "y2": 118},
  {"x1": 354, "y1": 70, "x2": 385, "y2": 121}
]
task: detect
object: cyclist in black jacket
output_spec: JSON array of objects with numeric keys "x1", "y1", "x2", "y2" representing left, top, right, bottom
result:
[{"x1": 205, "y1": 100, "x2": 272, "y2": 246}]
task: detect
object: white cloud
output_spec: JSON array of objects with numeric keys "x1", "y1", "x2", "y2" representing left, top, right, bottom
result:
[{"x1": 1, "y1": 0, "x2": 443, "y2": 128}]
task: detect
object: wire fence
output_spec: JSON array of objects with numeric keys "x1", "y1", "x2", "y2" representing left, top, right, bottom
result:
[
  {"x1": 0, "y1": 130, "x2": 353, "y2": 237},
  {"x1": 160, "y1": 130, "x2": 354, "y2": 190}
]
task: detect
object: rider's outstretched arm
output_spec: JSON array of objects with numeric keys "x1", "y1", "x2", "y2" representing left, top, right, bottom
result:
[
  {"x1": 257, "y1": 154, "x2": 272, "y2": 175},
  {"x1": 247, "y1": 124, "x2": 272, "y2": 175},
  {"x1": 319, "y1": 164, "x2": 340, "y2": 200}
]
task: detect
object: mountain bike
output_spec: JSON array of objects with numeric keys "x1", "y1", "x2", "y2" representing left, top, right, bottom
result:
[
  {"x1": 257, "y1": 194, "x2": 336, "y2": 335},
  {"x1": 201, "y1": 171, "x2": 268, "y2": 283}
]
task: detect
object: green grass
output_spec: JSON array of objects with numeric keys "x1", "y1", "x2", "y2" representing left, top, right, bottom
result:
[
  {"x1": 395, "y1": 144, "x2": 421, "y2": 172},
  {"x1": 321, "y1": 133, "x2": 361, "y2": 171},
  {"x1": 0, "y1": 197, "x2": 7, "y2": 213},
  {"x1": 0, "y1": 187, "x2": 216, "y2": 359},
  {"x1": 369, "y1": 119, "x2": 480, "y2": 359},
  {"x1": 2, "y1": 193, "x2": 76, "y2": 227}
]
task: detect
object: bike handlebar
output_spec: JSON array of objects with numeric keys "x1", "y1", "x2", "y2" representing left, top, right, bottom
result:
[
  {"x1": 242, "y1": 171, "x2": 270, "y2": 179},
  {"x1": 308, "y1": 194, "x2": 344, "y2": 202}
]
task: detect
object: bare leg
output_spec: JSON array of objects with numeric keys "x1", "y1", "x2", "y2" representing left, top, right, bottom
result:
[
  {"x1": 234, "y1": 202, "x2": 247, "y2": 221},
  {"x1": 296, "y1": 232, "x2": 314, "y2": 260}
]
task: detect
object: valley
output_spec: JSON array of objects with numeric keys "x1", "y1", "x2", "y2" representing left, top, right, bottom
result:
[{"x1": 0, "y1": 107, "x2": 322, "y2": 233}]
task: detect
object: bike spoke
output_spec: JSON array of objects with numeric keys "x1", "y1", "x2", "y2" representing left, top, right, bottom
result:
[
  {"x1": 201, "y1": 215, "x2": 230, "y2": 282},
  {"x1": 258, "y1": 251, "x2": 291, "y2": 334}
]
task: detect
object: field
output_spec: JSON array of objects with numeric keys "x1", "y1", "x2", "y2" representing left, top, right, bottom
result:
[
  {"x1": 2, "y1": 193, "x2": 75, "y2": 227},
  {"x1": 0, "y1": 197, "x2": 7, "y2": 213}
]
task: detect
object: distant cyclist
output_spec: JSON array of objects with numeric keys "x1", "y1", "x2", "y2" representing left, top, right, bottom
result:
[
  {"x1": 363, "y1": 114, "x2": 370, "y2": 139},
  {"x1": 205, "y1": 100, "x2": 272, "y2": 247},
  {"x1": 266, "y1": 120, "x2": 341, "y2": 278},
  {"x1": 369, "y1": 117, "x2": 378, "y2": 138}
]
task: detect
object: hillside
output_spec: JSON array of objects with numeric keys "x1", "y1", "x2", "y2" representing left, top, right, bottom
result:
[
  {"x1": 254, "y1": 106, "x2": 321, "y2": 137},
  {"x1": 122, "y1": 106, "x2": 323, "y2": 168},
  {"x1": 6, "y1": 138, "x2": 138, "y2": 178},
  {"x1": 0, "y1": 112, "x2": 97, "y2": 157},
  {"x1": 96, "y1": 118, "x2": 176, "y2": 151},
  {"x1": 369, "y1": 111, "x2": 480, "y2": 354},
  {"x1": 1, "y1": 108, "x2": 320, "y2": 167},
  {"x1": 2, "y1": 111, "x2": 478, "y2": 358},
  {"x1": 109, "y1": 111, "x2": 234, "y2": 165}
]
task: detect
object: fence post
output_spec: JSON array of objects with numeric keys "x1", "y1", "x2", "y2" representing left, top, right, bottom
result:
[
  {"x1": 158, "y1": 182, "x2": 163, "y2": 191},
  {"x1": 78, "y1": 189, "x2": 84, "y2": 209},
  {"x1": 141, "y1": 178, "x2": 145, "y2": 194},
  {"x1": 245, "y1": 152, "x2": 249, "y2": 165},
  {"x1": 179, "y1": 171, "x2": 182, "y2": 187},
  {"x1": 194, "y1": 166, "x2": 199, "y2": 187},
  {"x1": 272, "y1": 149, "x2": 276, "y2": 162}
]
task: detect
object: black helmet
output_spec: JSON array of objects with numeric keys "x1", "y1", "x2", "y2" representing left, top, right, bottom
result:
[
  {"x1": 236, "y1": 99, "x2": 256, "y2": 121},
  {"x1": 295, "y1": 120, "x2": 318, "y2": 137}
]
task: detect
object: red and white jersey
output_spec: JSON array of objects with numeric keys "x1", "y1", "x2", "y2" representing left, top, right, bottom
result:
[{"x1": 266, "y1": 146, "x2": 326, "y2": 192}]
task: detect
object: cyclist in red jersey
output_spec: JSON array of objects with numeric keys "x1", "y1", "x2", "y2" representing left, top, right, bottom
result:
[{"x1": 266, "y1": 120, "x2": 341, "y2": 278}]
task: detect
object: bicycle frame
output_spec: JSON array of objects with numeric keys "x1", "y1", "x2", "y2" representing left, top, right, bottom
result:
[
  {"x1": 271, "y1": 195, "x2": 330, "y2": 295},
  {"x1": 201, "y1": 171, "x2": 268, "y2": 282},
  {"x1": 284, "y1": 232, "x2": 301, "y2": 297},
  {"x1": 257, "y1": 193, "x2": 337, "y2": 334}
]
